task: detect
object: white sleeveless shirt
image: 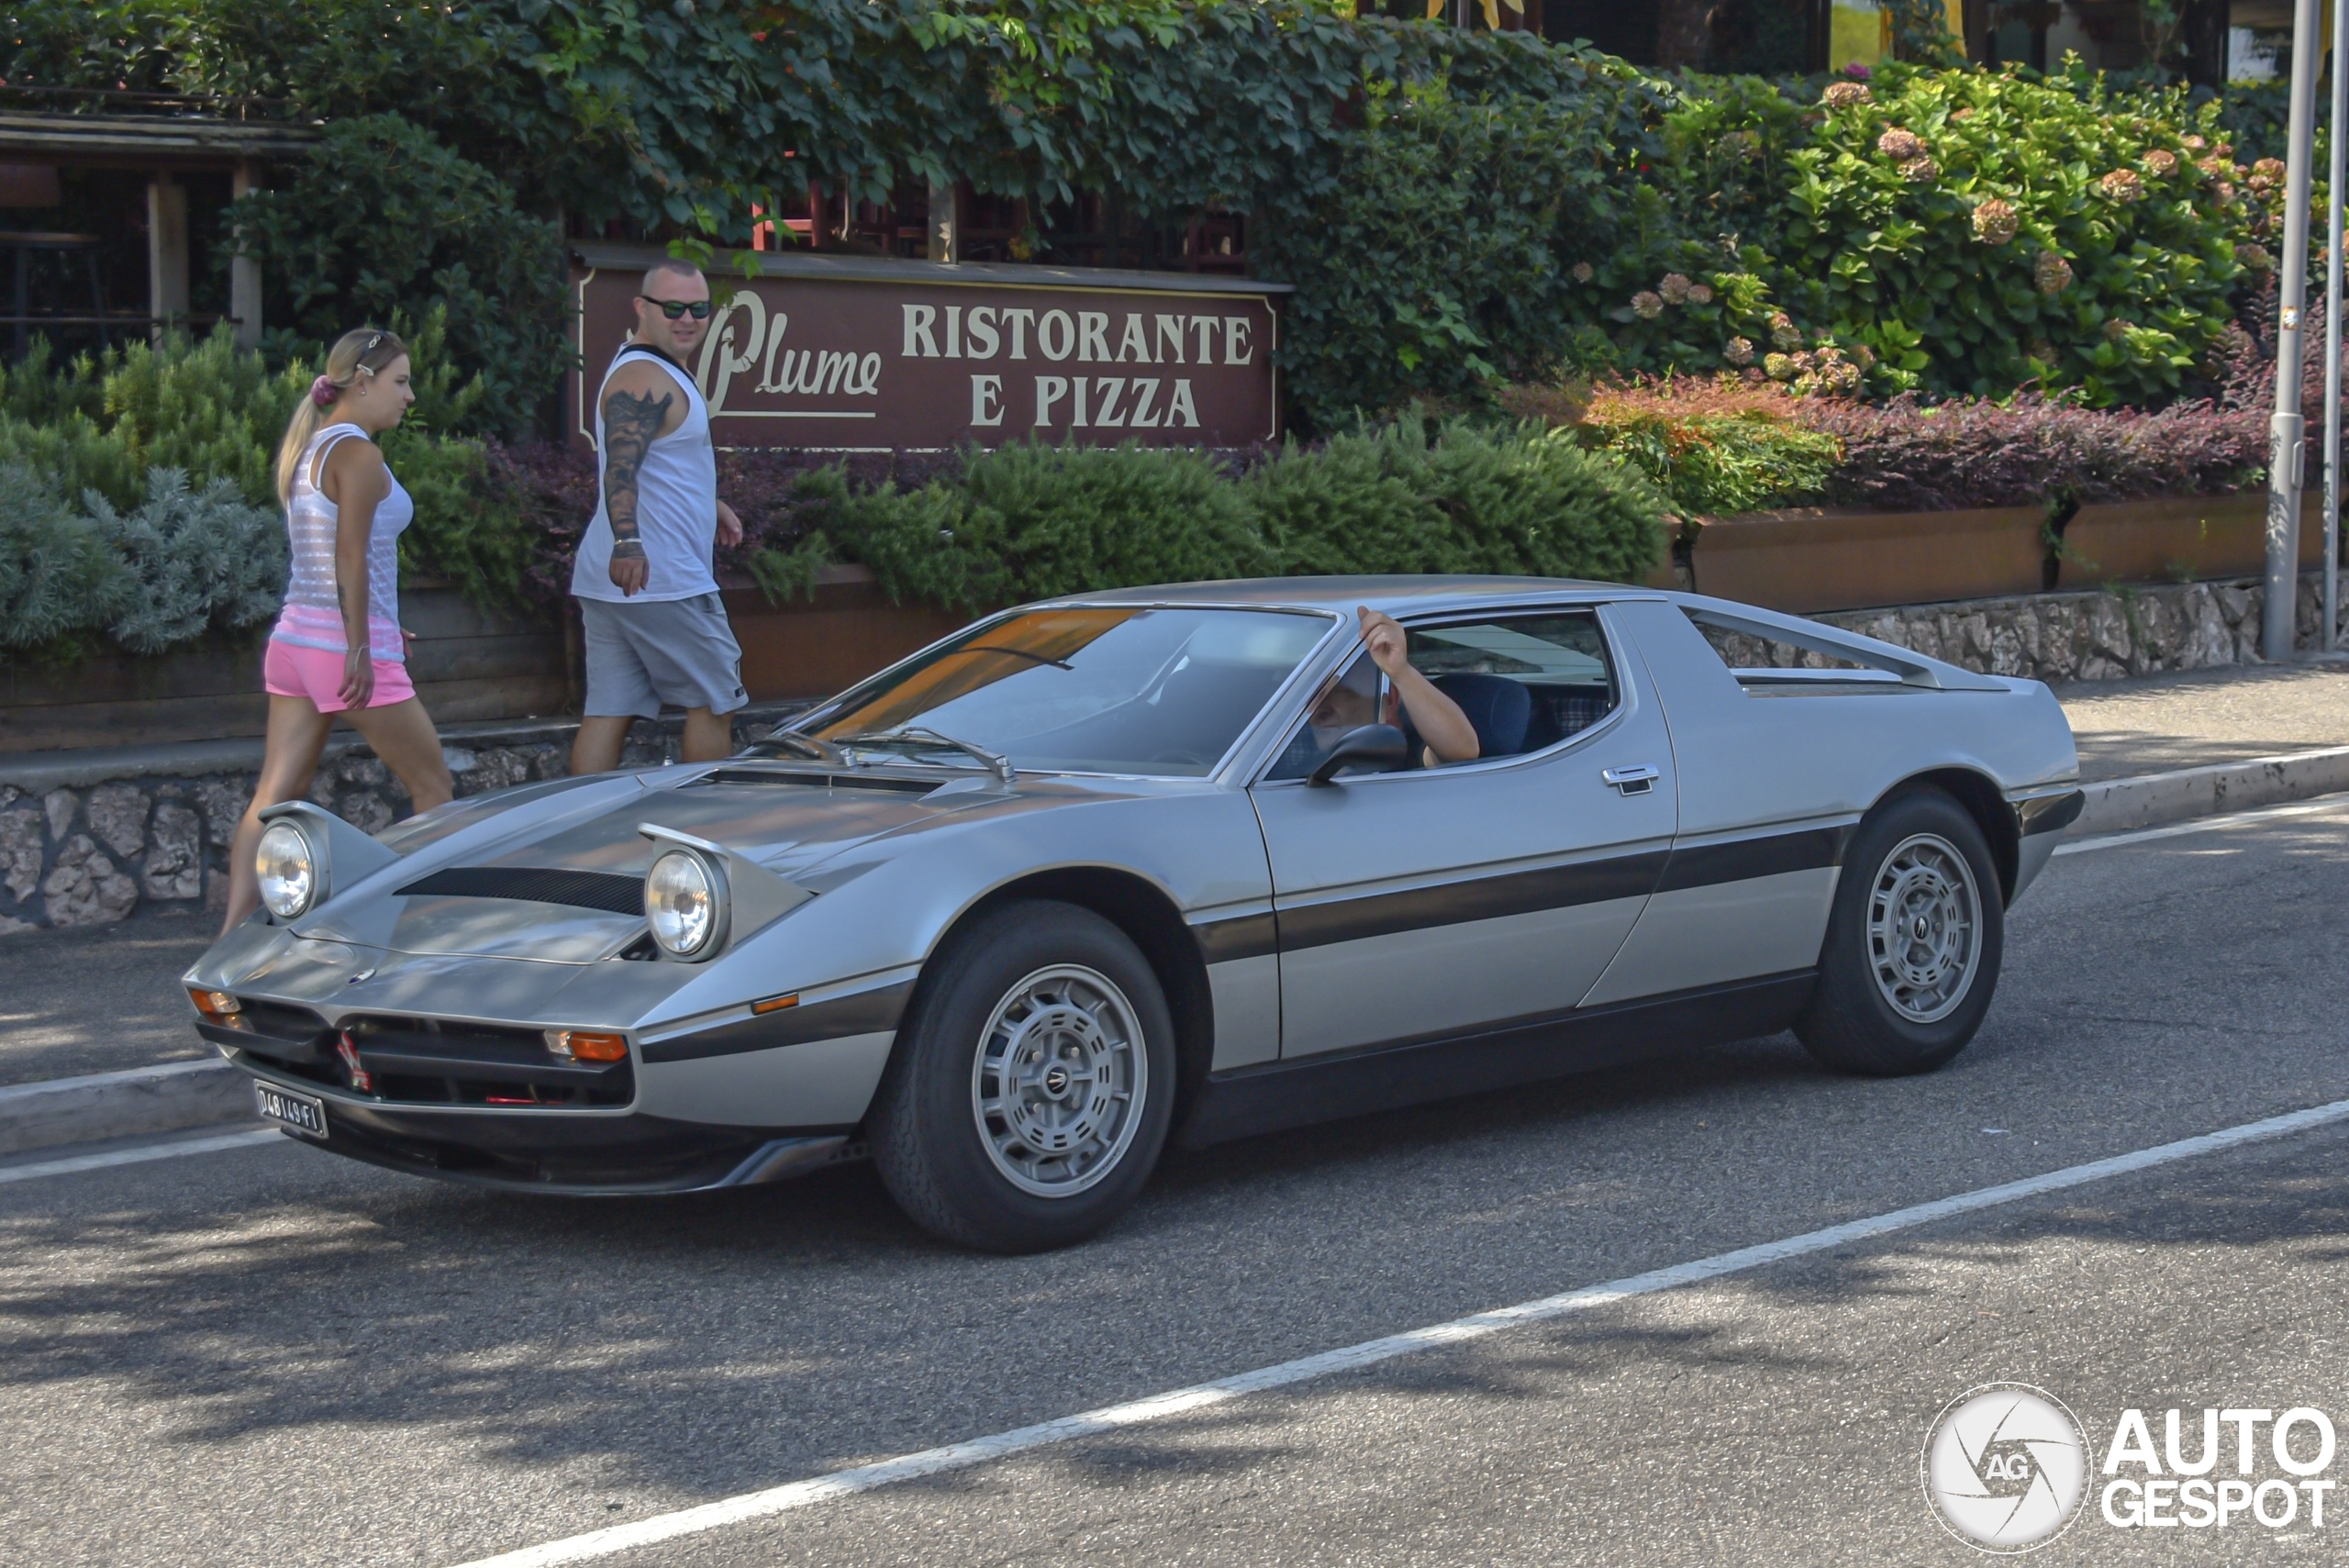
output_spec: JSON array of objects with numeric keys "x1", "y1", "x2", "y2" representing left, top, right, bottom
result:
[
  {"x1": 571, "y1": 344, "x2": 720, "y2": 603},
  {"x1": 271, "y1": 422, "x2": 413, "y2": 661}
]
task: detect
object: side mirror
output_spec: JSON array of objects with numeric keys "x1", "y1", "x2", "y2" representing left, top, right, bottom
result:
[{"x1": 1308, "y1": 724, "x2": 1409, "y2": 785}]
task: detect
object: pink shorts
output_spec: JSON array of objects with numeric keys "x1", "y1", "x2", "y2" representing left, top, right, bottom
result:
[{"x1": 263, "y1": 639, "x2": 416, "y2": 713}]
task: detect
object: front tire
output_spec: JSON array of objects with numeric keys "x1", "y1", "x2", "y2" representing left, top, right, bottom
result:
[
  {"x1": 869, "y1": 901, "x2": 1175, "y2": 1251},
  {"x1": 1795, "y1": 787, "x2": 2003, "y2": 1076}
]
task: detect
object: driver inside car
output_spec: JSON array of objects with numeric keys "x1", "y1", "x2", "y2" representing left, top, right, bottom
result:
[{"x1": 1287, "y1": 606, "x2": 1481, "y2": 774}]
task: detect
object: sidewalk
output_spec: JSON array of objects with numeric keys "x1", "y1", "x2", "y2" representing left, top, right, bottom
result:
[
  {"x1": 2057, "y1": 659, "x2": 2349, "y2": 782},
  {"x1": 0, "y1": 917, "x2": 214, "y2": 1088}
]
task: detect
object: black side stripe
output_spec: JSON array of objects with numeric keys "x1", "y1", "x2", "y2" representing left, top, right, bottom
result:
[
  {"x1": 1653, "y1": 825, "x2": 1850, "y2": 895},
  {"x1": 1275, "y1": 849, "x2": 1671, "y2": 953},
  {"x1": 1192, "y1": 911, "x2": 1279, "y2": 964},
  {"x1": 640, "y1": 980, "x2": 914, "y2": 1064},
  {"x1": 1252, "y1": 823, "x2": 1849, "y2": 956}
]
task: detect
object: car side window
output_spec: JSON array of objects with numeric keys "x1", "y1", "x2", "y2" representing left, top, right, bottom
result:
[
  {"x1": 1263, "y1": 610, "x2": 1619, "y2": 781},
  {"x1": 1400, "y1": 613, "x2": 1618, "y2": 760}
]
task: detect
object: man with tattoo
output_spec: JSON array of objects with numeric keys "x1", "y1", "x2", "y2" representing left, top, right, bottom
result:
[{"x1": 569, "y1": 260, "x2": 750, "y2": 774}]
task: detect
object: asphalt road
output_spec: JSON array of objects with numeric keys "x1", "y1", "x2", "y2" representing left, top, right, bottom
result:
[{"x1": 2, "y1": 800, "x2": 2347, "y2": 1567}]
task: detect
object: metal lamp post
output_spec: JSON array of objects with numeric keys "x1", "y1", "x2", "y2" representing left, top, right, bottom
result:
[
  {"x1": 2330, "y1": 0, "x2": 2346, "y2": 652},
  {"x1": 2267, "y1": 0, "x2": 2326, "y2": 661}
]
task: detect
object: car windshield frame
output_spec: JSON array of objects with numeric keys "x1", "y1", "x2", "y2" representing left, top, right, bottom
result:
[{"x1": 783, "y1": 602, "x2": 1347, "y2": 782}]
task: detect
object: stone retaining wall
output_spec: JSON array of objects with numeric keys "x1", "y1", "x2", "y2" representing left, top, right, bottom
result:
[
  {"x1": 0, "y1": 709, "x2": 798, "y2": 935},
  {"x1": 1710, "y1": 572, "x2": 2343, "y2": 684}
]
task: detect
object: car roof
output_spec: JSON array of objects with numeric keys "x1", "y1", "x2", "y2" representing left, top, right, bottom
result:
[{"x1": 1030, "y1": 575, "x2": 1664, "y2": 618}]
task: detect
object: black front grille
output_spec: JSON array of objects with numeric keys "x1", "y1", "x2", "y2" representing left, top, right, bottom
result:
[
  {"x1": 395, "y1": 866, "x2": 644, "y2": 916},
  {"x1": 342, "y1": 1015, "x2": 633, "y2": 1107}
]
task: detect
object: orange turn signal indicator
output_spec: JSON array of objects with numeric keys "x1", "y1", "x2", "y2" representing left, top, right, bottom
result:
[
  {"x1": 188, "y1": 988, "x2": 241, "y2": 1020},
  {"x1": 751, "y1": 992, "x2": 800, "y2": 1016},
  {"x1": 543, "y1": 1029, "x2": 629, "y2": 1063}
]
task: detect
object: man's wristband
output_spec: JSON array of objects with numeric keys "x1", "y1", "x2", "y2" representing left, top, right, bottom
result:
[{"x1": 610, "y1": 539, "x2": 646, "y2": 560}]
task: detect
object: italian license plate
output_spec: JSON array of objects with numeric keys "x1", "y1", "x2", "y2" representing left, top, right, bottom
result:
[{"x1": 253, "y1": 1082, "x2": 328, "y2": 1140}]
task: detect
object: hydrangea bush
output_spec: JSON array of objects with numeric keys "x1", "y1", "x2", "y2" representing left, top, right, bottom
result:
[{"x1": 1564, "y1": 65, "x2": 2281, "y2": 407}]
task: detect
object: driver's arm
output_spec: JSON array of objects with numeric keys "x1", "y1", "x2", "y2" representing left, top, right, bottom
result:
[{"x1": 1358, "y1": 606, "x2": 1478, "y2": 765}]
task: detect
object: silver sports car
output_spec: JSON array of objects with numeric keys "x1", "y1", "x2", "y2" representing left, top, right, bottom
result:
[{"x1": 185, "y1": 577, "x2": 2082, "y2": 1251}]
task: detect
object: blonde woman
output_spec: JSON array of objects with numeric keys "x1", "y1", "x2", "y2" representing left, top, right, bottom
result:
[{"x1": 219, "y1": 328, "x2": 454, "y2": 932}]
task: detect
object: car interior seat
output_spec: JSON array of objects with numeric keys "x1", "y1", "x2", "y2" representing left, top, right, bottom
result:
[{"x1": 1428, "y1": 673, "x2": 1531, "y2": 759}]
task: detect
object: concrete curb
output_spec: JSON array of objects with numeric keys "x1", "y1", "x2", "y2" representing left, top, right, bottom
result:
[
  {"x1": 2074, "y1": 745, "x2": 2349, "y2": 837},
  {"x1": 0, "y1": 1059, "x2": 252, "y2": 1158},
  {"x1": 6, "y1": 744, "x2": 2348, "y2": 1161}
]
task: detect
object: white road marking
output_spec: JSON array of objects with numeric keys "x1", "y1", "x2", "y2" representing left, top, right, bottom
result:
[
  {"x1": 2056, "y1": 793, "x2": 2349, "y2": 855},
  {"x1": 0, "y1": 1128, "x2": 282, "y2": 1184},
  {"x1": 449, "y1": 1095, "x2": 2349, "y2": 1568}
]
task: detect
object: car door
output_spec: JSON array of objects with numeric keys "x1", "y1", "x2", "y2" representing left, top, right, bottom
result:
[
  {"x1": 1247, "y1": 604, "x2": 1677, "y2": 1061},
  {"x1": 1576, "y1": 597, "x2": 1862, "y2": 1006}
]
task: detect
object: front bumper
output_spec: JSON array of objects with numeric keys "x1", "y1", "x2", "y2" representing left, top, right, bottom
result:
[{"x1": 228, "y1": 1050, "x2": 859, "y2": 1194}]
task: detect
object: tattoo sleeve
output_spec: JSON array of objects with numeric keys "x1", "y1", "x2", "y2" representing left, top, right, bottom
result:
[{"x1": 601, "y1": 385, "x2": 674, "y2": 552}]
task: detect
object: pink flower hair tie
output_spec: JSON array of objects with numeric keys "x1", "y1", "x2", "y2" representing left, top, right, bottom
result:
[{"x1": 309, "y1": 374, "x2": 337, "y2": 407}]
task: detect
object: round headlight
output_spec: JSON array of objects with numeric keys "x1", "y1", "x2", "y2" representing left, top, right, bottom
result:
[
  {"x1": 255, "y1": 821, "x2": 317, "y2": 920},
  {"x1": 645, "y1": 849, "x2": 723, "y2": 957}
]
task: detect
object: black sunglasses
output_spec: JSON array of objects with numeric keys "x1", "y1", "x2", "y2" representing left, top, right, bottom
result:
[{"x1": 638, "y1": 295, "x2": 714, "y2": 320}]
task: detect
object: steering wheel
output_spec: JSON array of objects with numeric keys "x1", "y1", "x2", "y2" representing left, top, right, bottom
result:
[{"x1": 1149, "y1": 749, "x2": 1208, "y2": 767}]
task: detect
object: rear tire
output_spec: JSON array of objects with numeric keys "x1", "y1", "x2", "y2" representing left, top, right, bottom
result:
[
  {"x1": 1795, "y1": 787, "x2": 2003, "y2": 1076},
  {"x1": 869, "y1": 901, "x2": 1174, "y2": 1252}
]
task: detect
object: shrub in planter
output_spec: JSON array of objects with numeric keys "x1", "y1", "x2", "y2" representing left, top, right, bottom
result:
[
  {"x1": 83, "y1": 470, "x2": 286, "y2": 656},
  {"x1": 1798, "y1": 394, "x2": 2265, "y2": 510},
  {"x1": 1250, "y1": 415, "x2": 1667, "y2": 584},
  {"x1": 0, "y1": 464, "x2": 123, "y2": 654},
  {"x1": 0, "y1": 330, "x2": 306, "y2": 511},
  {"x1": 843, "y1": 442, "x2": 1270, "y2": 615},
  {"x1": 1559, "y1": 380, "x2": 1842, "y2": 516}
]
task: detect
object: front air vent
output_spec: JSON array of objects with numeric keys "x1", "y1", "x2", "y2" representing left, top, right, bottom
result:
[
  {"x1": 697, "y1": 768, "x2": 938, "y2": 794},
  {"x1": 395, "y1": 866, "x2": 644, "y2": 916}
]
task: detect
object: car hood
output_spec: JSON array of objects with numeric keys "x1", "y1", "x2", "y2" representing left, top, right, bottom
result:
[{"x1": 300, "y1": 770, "x2": 995, "y2": 962}]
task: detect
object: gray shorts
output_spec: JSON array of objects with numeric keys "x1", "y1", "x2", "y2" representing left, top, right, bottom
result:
[{"x1": 578, "y1": 592, "x2": 748, "y2": 719}]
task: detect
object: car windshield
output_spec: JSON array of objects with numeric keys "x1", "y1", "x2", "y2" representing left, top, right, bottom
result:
[{"x1": 799, "y1": 606, "x2": 1333, "y2": 777}]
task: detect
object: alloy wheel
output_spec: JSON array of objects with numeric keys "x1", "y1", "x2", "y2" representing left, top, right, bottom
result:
[
  {"x1": 1865, "y1": 832, "x2": 1983, "y2": 1025},
  {"x1": 969, "y1": 964, "x2": 1148, "y2": 1198}
]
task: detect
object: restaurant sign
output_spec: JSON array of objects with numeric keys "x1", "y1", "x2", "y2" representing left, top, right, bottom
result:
[{"x1": 569, "y1": 246, "x2": 1289, "y2": 452}]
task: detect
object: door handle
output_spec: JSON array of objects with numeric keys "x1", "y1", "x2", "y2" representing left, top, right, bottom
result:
[{"x1": 1602, "y1": 764, "x2": 1661, "y2": 796}]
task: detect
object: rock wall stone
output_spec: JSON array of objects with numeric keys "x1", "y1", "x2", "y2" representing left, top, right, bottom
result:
[
  {"x1": 1707, "y1": 572, "x2": 2345, "y2": 684},
  {"x1": 0, "y1": 708, "x2": 796, "y2": 935}
]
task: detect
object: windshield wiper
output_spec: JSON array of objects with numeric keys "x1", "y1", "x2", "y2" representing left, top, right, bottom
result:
[
  {"x1": 748, "y1": 730, "x2": 847, "y2": 764},
  {"x1": 964, "y1": 644, "x2": 1074, "y2": 671},
  {"x1": 832, "y1": 727, "x2": 1016, "y2": 786}
]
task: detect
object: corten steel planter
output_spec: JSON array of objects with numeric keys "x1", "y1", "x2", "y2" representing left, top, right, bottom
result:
[
  {"x1": 2056, "y1": 493, "x2": 2324, "y2": 590},
  {"x1": 0, "y1": 585, "x2": 569, "y2": 755},
  {"x1": 1688, "y1": 506, "x2": 2049, "y2": 614},
  {"x1": 723, "y1": 564, "x2": 968, "y2": 704}
]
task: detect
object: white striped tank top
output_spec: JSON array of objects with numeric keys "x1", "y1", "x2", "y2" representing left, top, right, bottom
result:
[{"x1": 270, "y1": 422, "x2": 412, "y2": 661}]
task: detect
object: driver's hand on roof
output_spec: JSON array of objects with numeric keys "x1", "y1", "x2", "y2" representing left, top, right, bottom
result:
[{"x1": 1356, "y1": 606, "x2": 1479, "y2": 765}]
